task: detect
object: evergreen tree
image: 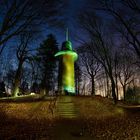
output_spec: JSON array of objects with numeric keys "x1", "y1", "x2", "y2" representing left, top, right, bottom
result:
[{"x1": 37, "y1": 34, "x2": 59, "y2": 95}]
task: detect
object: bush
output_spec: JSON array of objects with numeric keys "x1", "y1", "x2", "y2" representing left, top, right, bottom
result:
[{"x1": 126, "y1": 86, "x2": 140, "y2": 104}]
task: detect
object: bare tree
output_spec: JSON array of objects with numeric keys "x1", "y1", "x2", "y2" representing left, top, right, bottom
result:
[
  {"x1": 122, "y1": 0, "x2": 140, "y2": 14},
  {"x1": 78, "y1": 46, "x2": 101, "y2": 95},
  {"x1": 12, "y1": 33, "x2": 33, "y2": 96},
  {"x1": 98, "y1": 0, "x2": 140, "y2": 60},
  {"x1": 117, "y1": 48, "x2": 135, "y2": 100},
  {"x1": 0, "y1": 0, "x2": 63, "y2": 56},
  {"x1": 78, "y1": 11, "x2": 118, "y2": 103},
  {"x1": 75, "y1": 62, "x2": 82, "y2": 95}
]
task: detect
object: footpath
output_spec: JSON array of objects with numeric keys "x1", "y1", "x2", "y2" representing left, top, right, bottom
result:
[{"x1": 53, "y1": 96, "x2": 92, "y2": 140}]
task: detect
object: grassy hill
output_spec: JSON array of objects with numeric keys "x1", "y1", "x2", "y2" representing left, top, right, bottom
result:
[
  {"x1": 73, "y1": 96, "x2": 140, "y2": 140},
  {"x1": 73, "y1": 96, "x2": 124, "y2": 119},
  {"x1": 0, "y1": 95, "x2": 139, "y2": 140}
]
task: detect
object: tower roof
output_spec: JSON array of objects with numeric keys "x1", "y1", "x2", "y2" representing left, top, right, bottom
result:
[
  {"x1": 61, "y1": 28, "x2": 72, "y2": 51},
  {"x1": 62, "y1": 41, "x2": 72, "y2": 51}
]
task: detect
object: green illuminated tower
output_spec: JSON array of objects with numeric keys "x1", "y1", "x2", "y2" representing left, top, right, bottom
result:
[{"x1": 55, "y1": 29, "x2": 78, "y2": 95}]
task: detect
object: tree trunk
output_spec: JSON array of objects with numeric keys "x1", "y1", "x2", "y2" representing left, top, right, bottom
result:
[
  {"x1": 123, "y1": 85, "x2": 126, "y2": 101},
  {"x1": 12, "y1": 79, "x2": 20, "y2": 97},
  {"x1": 106, "y1": 73, "x2": 110, "y2": 97},
  {"x1": 115, "y1": 75, "x2": 119, "y2": 100},
  {"x1": 76, "y1": 78, "x2": 80, "y2": 95},
  {"x1": 91, "y1": 76, "x2": 95, "y2": 96},
  {"x1": 78, "y1": 78, "x2": 80, "y2": 95},
  {"x1": 58, "y1": 59, "x2": 63, "y2": 95},
  {"x1": 111, "y1": 77, "x2": 117, "y2": 104},
  {"x1": 40, "y1": 88, "x2": 47, "y2": 95},
  {"x1": 12, "y1": 60, "x2": 23, "y2": 97},
  {"x1": 41, "y1": 73, "x2": 48, "y2": 95},
  {"x1": 81, "y1": 82, "x2": 86, "y2": 95}
]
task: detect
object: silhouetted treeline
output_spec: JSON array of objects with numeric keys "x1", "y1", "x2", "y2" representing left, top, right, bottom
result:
[
  {"x1": 76, "y1": 0, "x2": 140, "y2": 104},
  {"x1": 0, "y1": 0, "x2": 140, "y2": 104}
]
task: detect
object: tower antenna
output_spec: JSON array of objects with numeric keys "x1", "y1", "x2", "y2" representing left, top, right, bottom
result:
[{"x1": 66, "y1": 28, "x2": 69, "y2": 41}]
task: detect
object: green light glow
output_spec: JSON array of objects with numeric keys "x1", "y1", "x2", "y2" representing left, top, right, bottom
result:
[
  {"x1": 55, "y1": 40, "x2": 78, "y2": 94},
  {"x1": 62, "y1": 54, "x2": 75, "y2": 93},
  {"x1": 55, "y1": 50, "x2": 78, "y2": 61},
  {"x1": 13, "y1": 87, "x2": 19, "y2": 97}
]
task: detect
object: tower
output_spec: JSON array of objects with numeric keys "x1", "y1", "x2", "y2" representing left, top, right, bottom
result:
[{"x1": 55, "y1": 29, "x2": 78, "y2": 95}]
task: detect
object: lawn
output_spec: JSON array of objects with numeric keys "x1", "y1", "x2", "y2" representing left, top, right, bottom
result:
[
  {"x1": 0, "y1": 96, "x2": 139, "y2": 140},
  {"x1": 73, "y1": 96, "x2": 140, "y2": 140},
  {"x1": 0, "y1": 98, "x2": 55, "y2": 139}
]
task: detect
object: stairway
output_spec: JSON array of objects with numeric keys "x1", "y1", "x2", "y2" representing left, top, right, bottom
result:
[{"x1": 56, "y1": 96, "x2": 78, "y2": 119}]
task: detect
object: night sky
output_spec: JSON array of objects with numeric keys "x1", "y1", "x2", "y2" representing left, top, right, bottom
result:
[
  {"x1": 0, "y1": 0, "x2": 89, "y2": 73},
  {"x1": 53, "y1": 0, "x2": 110, "y2": 48},
  {"x1": 49, "y1": 0, "x2": 87, "y2": 48},
  {"x1": 0, "y1": 0, "x2": 107, "y2": 54},
  {"x1": 0, "y1": 0, "x2": 109, "y2": 61}
]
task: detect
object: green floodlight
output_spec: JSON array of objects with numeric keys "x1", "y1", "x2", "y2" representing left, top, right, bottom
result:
[{"x1": 55, "y1": 29, "x2": 78, "y2": 94}]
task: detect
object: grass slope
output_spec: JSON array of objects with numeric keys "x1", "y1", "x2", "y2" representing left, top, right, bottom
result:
[
  {"x1": 73, "y1": 96, "x2": 140, "y2": 140},
  {"x1": 0, "y1": 95, "x2": 139, "y2": 140}
]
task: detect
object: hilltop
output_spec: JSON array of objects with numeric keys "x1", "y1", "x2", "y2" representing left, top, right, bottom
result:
[{"x1": 0, "y1": 95, "x2": 139, "y2": 140}]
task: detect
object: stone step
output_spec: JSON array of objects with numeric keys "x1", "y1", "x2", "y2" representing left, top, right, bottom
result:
[
  {"x1": 56, "y1": 96, "x2": 79, "y2": 118},
  {"x1": 57, "y1": 103, "x2": 74, "y2": 105},
  {"x1": 57, "y1": 104, "x2": 75, "y2": 107},
  {"x1": 58, "y1": 101, "x2": 72, "y2": 103},
  {"x1": 59, "y1": 116, "x2": 77, "y2": 118},
  {"x1": 57, "y1": 110, "x2": 76, "y2": 112},
  {"x1": 58, "y1": 112, "x2": 78, "y2": 116},
  {"x1": 57, "y1": 110, "x2": 77, "y2": 112},
  {"x1": 58, "y1": 109, "x2": 76, "y2": 111},
  {"x1": 58, "y1": 112, "x2": 77, "y2": 114},
  {"x1": 60, "y1": 114, "x2": 77, "y2": 117},
  {"x1": 57, "y1": 112, "x2": 78, "y2": 115},
  {"x1": 57, "y1": 105, "x2": 74, "y2": 107},
  {"x1": 57, "y1": 104, "x2": 74, "y2": 106},
  {"x1": 58, "y1": 114, "x2": 77, "y2": 116},
  {"x1": 58, "y1": 111, "x2": 77, "y2": 113},
  {"x1": 57, "y1": 110, "x2": 77, "y2": 113},
  {"x1": 57, "y1": 108, "x2": 75, "y2": 110},
  {"x1": 58, "y1": 102, "x2": 73, "y2": 104},
  {"x1": 57, "y1": 109, "x2": 77, "y2": 111},
  {"x1": 57, "y1": 106, "x2": 76, "y2": 108},
  {"x1": 57, "y1": 107, "x2": 75, "y2": 109}
]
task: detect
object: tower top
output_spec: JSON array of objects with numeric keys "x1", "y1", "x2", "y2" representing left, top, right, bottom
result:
[
  {"x1": 66, "y1": 28, "x2": 69, "y2": 41},
  {"x1": 61, "y1": 28, "x2": 72, "y2": 50}
]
